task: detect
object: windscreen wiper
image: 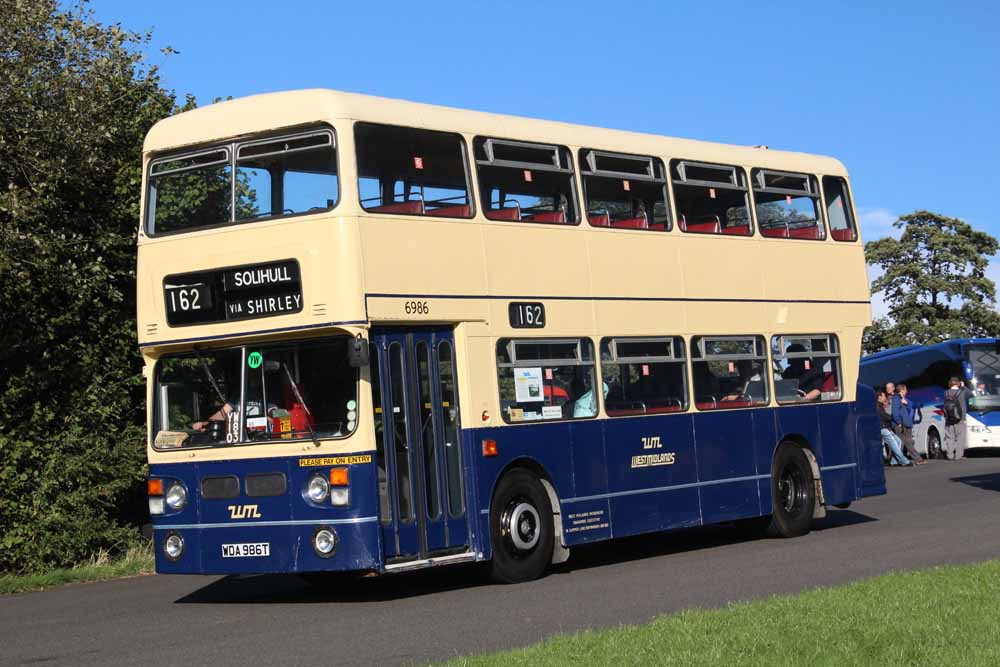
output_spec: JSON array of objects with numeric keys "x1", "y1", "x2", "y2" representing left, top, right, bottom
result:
[
  {"x1": 197, "y1": 352, "x2": 231, "y2": 411},
  {"x1": 282, "y1": 362, "x2": 321, "y2": 448}
]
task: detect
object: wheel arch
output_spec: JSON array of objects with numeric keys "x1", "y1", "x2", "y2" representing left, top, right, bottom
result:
[
  {"x1": 772, "y1": 434, "x2": 826, "y2": 519},
  {"x1": 487, "y1": 457, "x2": 569, "y2": 564}
]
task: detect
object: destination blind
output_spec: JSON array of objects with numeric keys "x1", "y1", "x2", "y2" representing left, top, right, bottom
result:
[{"x1": 163, "y1": 259, "x2": 303, "y2": 326}]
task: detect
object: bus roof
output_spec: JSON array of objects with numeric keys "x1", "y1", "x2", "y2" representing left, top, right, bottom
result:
[
  {"x1": 862, "y1": 338, "x2": 999, "y2": 363},
  {"x1": 143, "y1": 88, "x2": 850, "y2": 177}
]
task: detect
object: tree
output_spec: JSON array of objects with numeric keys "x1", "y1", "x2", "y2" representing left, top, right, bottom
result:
[
  {"x1": 864, "y1": 211, "x2": 1000, "y2": 352},
  {"x1": 0, "y1": 0, "x2": 177, "y2": 571}
]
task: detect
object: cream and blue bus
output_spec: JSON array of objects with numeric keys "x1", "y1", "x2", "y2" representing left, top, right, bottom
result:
[{"x1": 139, "y1": 89, "x2": 886, "y2": 583}]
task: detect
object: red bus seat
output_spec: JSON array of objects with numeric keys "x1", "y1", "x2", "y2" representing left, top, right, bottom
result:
[
  {"x1": 722, "y1": 225, "x2": 750, "y2": 236},
  {"x1": 686, "y1": 220, "x2": 720, "y2": 233},
  {"x1": 612, "y1": 217, "x2": 647, "y2": 229},
  {"x1": 432, "y1": 205, "x2": 470, "y2": 218},
  {"x1": 760, "y1": 227, "x2": 788, "y2": 238},
  {"x1": 789, "y1": 226, "x2": 821, "y2": 239},
  {"x1": 529, "y1": 211, "x2": 566, "y2": 223},
  {"x1": 821, "y1": 372, "x2": 838, "y2": 392},
  {"x1": 831, "y1": 228, "x2": 856, "y2": 241},
  {"x1": 647, "y1": 222, "x2": 667, "y2": 231},
  {"x1": 368, "y1": 200, "x2": 425, "y2": 215},
  {"x1": 589, "y1": 213, "x2": 610, "y2": 227},
  {"x1": 486, "y1": 207, "x2": 521, "y2": 221}
]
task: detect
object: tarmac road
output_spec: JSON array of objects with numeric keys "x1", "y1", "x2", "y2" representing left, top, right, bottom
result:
[{"x1": 3, "y1": 457, "x2": 1000, "y2": 666}]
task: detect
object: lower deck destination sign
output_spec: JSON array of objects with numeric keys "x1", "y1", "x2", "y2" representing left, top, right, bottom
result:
[{"x1": 163, "y1": 259, "x2": 303, "y2": 326}]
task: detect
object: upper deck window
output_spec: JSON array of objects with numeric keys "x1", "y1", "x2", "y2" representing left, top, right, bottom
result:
[
  {"x1": 752, "y1": 169, "x2": 825, "y2": 240},
  {"x1": 823, "y1": 176, "x2": 858, "y2": 242},
  {"x1": 356, "y1": 123, "x2": 472, "y2": 218},
  {"x1": 671, "y1": 160, "x2": 752, "y2": 236},
  {"x1": 475, "y1": 137, "x2": 578, "y2": 224},
  {"x1": 146, "y1": 127, "x2": 338, "y2": 236},
  {"x1": 581, "y1": 150, "x2": 671, "y2": 231}
]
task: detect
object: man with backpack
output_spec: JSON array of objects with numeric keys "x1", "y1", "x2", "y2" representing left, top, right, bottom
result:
[{"x1": 942, "y1": 377, "x2": 969, "y2": 460}]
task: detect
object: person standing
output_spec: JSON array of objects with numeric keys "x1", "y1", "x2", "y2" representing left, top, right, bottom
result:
[
  {"x1": 877, "y1": 390, "x2": 912, "y2": 466},
  {"x1": 892, "y1": 383, "x2": 925, "y2": 464},
  {"x1": 942, "y1": 377, "x2": 969, "y2": 460}
]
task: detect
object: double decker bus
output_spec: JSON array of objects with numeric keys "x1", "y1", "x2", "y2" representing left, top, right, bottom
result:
[
  {"x1": 140, "y1": 89, "x2": 885, "y2": 583},
  {"x1": 860, "y1": 338, "x2": 1000, "y2": 458}
]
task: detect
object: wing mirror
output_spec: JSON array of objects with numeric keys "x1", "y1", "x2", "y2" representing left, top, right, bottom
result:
[{"x1": 348, "y1": 334, "x2": 370, "y2": 368}]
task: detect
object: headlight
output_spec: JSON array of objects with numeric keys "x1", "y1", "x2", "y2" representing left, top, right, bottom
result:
[
  {"x1": 313, "y1": 527, "x2": 338, "y2": 557},
  {"x1": 969, "y1": 425, "x2": 987, "y2": 433},
  {"x1": 165, "y1": 482, "x2": 187, "y2": 510},
  {"x1": 163, "y1": 532, "x2": 184, "y2": 561},
  {"x1": 307, "y1": 474, "x2": 330, "y2": 503}
]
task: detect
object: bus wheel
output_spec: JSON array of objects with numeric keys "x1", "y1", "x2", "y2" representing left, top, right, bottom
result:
[
  {"x1": 488, "y1": 470, "x2": 554, "y2": 584},
  {"x1": 764, "y1": 445, "x2": 816, "y2": 538},
  {"x1": 926, "y1": 429, "x2": 943, "y2": 460}
]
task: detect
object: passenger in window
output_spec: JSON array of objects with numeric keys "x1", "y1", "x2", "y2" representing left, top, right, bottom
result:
[
  {"x1": 781, "y1": 344, "x2": 824, "y2": 401},
  {"x1": 570, "y1": 376, "x2": 608, "y2": 418}
]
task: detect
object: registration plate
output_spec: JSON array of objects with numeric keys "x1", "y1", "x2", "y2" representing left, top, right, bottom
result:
[{"x1": 221, "y1": 542, "x2": 270, "y2": 558}]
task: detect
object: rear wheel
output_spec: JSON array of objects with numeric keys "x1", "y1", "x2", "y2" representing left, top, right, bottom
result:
[
  {"x1": 926, "y1": 429, "x2": 943, "y2": 460},
  {"x1": 488, "y1": 470, "x2": 554, "y2": 584},
  {"x1": 763, "y1": 445, "x2": 816, "y2": 538}
]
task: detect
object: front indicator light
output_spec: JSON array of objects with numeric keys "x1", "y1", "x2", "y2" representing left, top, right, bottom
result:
[
  {"x1": 331, "y1": 488, "x2": 350, "y2": 506},
  {"x1": 307, "y1": 473, "x2": 330, "y2": 503},
  {"x1": 163, "y1": 532, "x2": 184, "y2": 561},
  {"x1": 330, "y1": 467, "x2": 349, "y2": 486},
  {"x1": 313, "y1": 527, "x2": 338, "y2": 558},
  {"x1": 148, "y1": 478, "x2": 164, "y2": 496},
  {"x1": 165, "y1": 482, "x2": 187, "y2": 510},
  {"x1": 149, "y1": 497, "x2": 165, "y2": 516}
]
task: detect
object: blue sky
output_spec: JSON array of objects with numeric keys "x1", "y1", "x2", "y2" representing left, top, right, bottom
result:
[{"x1": 91, "y1": 0, "x2": 1000, "y2": 310}]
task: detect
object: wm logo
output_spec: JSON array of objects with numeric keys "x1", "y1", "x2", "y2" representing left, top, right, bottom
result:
[{"x1": 227, "y1": 504, "x2": 262, "y2": 519}]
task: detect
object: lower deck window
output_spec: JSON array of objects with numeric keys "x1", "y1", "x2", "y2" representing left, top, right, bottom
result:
[
  {"x1": 772, "y1": 334, "x2": 842, "y2": 403},
  {"x1": 691, "y1": 335, "x2": 769, "y2": 410},
  {"x1": 601, "y1": 337, "x2": 687, "y2": 415},
  {"x1": 497, "y1": 338, "x2": 598, "y2": 422},
  {"x1": 153, "y1": 337, "x2": 358, "y2": 449}
]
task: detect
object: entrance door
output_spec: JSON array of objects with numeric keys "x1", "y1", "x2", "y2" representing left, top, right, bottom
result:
[{"x1": 371, "y1": 328, "x2": 468, "y2": 561}]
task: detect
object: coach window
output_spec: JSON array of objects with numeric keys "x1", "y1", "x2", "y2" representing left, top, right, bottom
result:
[
  {"x1": 601, "y1": 337, "x2": 687, "y2": 416},
  {"x1": 772, "y1": 335, "x2": 842, "y2": 403},
  {"x1": 823, "y1": 176, "x2": 858, "y2": 242},
  {"x1": 475, "y1": 137, "x2": 578, "y2": 224},
  {"x1": 691, "y1": 336, "x2": 769, "y2": 410},
  {"x1": 670, "y1": 160, "x2": 752, "y2": 236},
  {"x1": 752, "y1": 170, "x2": 825, "y2": 240},
  {"x1": 580, "y1": 150, "x2": 671, "y2": 231},
  {"x1": 496, "y1": 338, "x2": 598, "y2": 422},
  {"x1": 356, "y1": 123, "x2": 472, "y2": 218}
]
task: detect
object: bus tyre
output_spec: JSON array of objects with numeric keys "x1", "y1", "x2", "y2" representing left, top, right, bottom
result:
[
  {"x1": 488, "y1": 470, "x2": 554, "y2": 584},
  {"x1": 764, "y1": 445, "x2": 816, "y2": 538}
]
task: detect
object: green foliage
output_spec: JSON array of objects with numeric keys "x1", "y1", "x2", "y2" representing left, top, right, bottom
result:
[
  {"x1": 864, "y1": 211, "x2": 1000, "y2": 353},
  {"x1": 0, "y1": 0, "x2": 176, "y2": 572}
]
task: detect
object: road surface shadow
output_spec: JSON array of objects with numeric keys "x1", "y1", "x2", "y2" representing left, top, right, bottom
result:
[
  {"x1": 950, "y1": 472, "x2": 1000, "y2": 493},
  {"x1": 175, "y1": 509, "x2": 875, "y2": 605}
]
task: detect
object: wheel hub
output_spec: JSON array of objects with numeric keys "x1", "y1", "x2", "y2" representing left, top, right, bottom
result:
[{"x1": 504, "y1": 501, "x2": 540, "y2": 551}]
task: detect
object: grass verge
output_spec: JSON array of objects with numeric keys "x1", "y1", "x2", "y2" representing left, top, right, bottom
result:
[
  {"x1": 0, "y1": 542, "x2": 155, "y2": 595},
  {"x1": 439, "y1": 560, "x2": 1000, "y2": 667}
]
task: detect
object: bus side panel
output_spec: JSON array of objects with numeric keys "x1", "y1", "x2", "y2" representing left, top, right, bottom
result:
[
  {"x1": 693, "y1": 411, "x2": 760, "y2": 524},
  {"x1": 754, "y1": 409, "x2": 778, "y2": 513},
  {"x1": 816, "y1": 402, "x2": 857, "y2": 506},
  {"x1": 605, "y1": 414, "x2": 701, "y2": 539},
  {"x1": 855, "y1": 384, "x2": 887, "y2": 497},
  {"x1": 468, "y1": 423, "x2": 578, "y2": 559}
]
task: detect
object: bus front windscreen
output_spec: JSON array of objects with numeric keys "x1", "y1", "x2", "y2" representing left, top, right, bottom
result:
[
  {"x1": 152, "y1": 337, "x2": 358, "y2": 449},
  {"x1": 967, "y1": 344, "x2": 1000, "y2": 412}
]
